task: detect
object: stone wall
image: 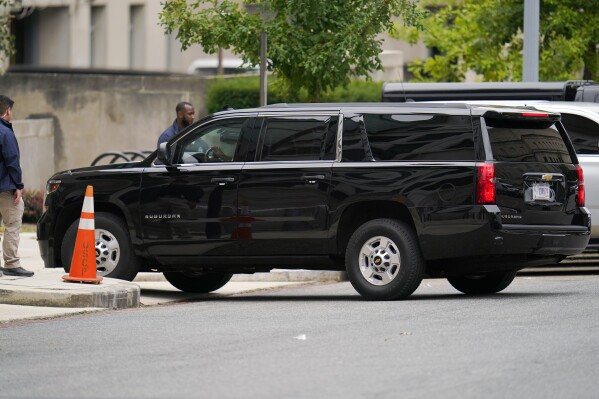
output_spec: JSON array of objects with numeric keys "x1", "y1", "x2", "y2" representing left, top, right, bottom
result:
[
  {"x1": 12, "y1": 118, "x2": 54, "y2": 192},
  {"x1": 1, "y1": 72, "x2": 210, "y2": 187}
]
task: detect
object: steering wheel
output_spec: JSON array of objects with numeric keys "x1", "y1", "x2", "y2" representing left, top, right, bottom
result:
[{"x1": 205, "y1": 147, "x2": 217, "y2": 161}]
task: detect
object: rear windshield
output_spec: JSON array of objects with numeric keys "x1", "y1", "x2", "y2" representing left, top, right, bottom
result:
[{"x1": 485, "y1": 119, "x2": 573, "y2": 163}]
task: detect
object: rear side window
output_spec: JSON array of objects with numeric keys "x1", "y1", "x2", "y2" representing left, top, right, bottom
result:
[
  {"x1": 363, "y1": 113, "x2": 475, "y2": 161},
  {"x1": 560, "y1": 113, "x2": 599, "y2": 154},
  {"x1": 258, "y1": 116, "x2": 337, "y2": 161},
  {"x1": 485, "y1": 119, "x2": 573, "y2": 163}
]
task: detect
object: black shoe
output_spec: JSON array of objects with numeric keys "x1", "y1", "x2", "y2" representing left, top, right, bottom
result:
[{"x1": 2, "y1": 267, "x2": 34, "y2": 277}]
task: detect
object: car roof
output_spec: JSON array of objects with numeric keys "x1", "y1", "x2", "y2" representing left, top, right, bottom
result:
[
  {"x1": 422, "y1": 100, "x2": 599, "y2": 119},
  {"x1": 211, "y1": 102, "x2": 557, "y2": 118}
]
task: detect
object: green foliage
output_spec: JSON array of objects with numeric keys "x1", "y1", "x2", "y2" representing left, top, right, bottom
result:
[
  {"x1": 22, "y1": 189, "x2": 44, "y2": 223},
  {"x1": 0, "y1": 0, "x2": 15, "y2": 73},
  {"x1": 396, "y1": 0, "x2": 599, "y2": 82},
  {"x1": 320, "y1": 80, "x2": 384, "y2": 103},
  {"x1": 206, "y1": 77, "x2": 382, "y2": 113},
  {"x1": 206, "y1": 77, "x2": 286, "y2": 113},
  {"x1": 161, "y1": 0, "x2": 423, "y2": 101}
]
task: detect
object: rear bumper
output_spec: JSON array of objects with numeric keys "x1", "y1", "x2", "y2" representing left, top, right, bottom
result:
[
  {"x1": 425, "y1": 208, "x2": 591, "y2": 275},
  {"x1": 497, "y1": 224, "x2": 590, "y2": 256},
  {"x1": 419, "y1": 205, "x2": 591, "y2": 260}
]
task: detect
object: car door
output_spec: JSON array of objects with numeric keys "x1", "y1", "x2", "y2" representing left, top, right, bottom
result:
[
  {"x1": 139, "y1": 115, "x2": 256, "y2": 262},
  {"x1": 236, "y1": 112, "x2": 339, "y2": 255}
]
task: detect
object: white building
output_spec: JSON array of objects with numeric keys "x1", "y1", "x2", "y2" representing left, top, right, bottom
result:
[{"x1": 7, "y1": 0, "x2": 428, "y2": 79}]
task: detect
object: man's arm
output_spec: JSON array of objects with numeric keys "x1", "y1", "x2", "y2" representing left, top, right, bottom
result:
[{"x1": 0, "y1": 131, "x2": 24, "y2": 192}]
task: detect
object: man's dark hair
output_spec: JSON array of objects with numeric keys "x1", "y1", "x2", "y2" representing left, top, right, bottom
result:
[
  {"x1": 176, "y1": 101, "x2": 192, "y2": 114},
  {"x1": 0, "y1": 95, "x2": 14, "y2": 116}
]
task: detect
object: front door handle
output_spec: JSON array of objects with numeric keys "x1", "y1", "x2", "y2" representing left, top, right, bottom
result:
[{"x1": 211, "y1": 177, "x2": 236, "y2": 185}]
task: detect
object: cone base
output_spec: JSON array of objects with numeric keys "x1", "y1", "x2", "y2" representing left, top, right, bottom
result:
[{"x1": 62, "y1": 275, "x2": 103, "y2": 284}]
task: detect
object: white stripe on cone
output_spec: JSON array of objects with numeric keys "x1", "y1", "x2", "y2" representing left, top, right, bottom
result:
[
  {"x1": 78, "y1": 218, "x2": 95, "y2": 231},
  {"x1": 82, "y1": 195, "x2": 94, "y2": 213}
]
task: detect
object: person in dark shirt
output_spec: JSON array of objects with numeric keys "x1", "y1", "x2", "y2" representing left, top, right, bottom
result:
[
  {"x1": 157, "y1": 101, "x2": 197, "y2": 146},
  {"x1": 0, "y1": 95, "x2": 34, "y2": 277}
]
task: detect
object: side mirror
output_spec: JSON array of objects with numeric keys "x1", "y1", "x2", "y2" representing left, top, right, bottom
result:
[{"x1": 157, "y1": 142, "x2": 171, "y2": 165}]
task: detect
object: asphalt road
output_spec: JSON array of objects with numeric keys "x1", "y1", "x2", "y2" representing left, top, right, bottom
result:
[{"x1": 1, "y1": 275, "x2": 598, "y2": 399}]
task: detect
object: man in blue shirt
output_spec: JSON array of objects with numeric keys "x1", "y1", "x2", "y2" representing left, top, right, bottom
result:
[
  {"x1": 0, "y1": 95, "x2": 34, "y2": 277},
  {"x1": 157, "y1": 101, "x2": 197, "y2": 146}
]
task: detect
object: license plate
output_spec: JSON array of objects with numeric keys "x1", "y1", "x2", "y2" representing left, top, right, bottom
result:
[{"x1": 532, "y1": 183, "x2": 551, "y2": 201}]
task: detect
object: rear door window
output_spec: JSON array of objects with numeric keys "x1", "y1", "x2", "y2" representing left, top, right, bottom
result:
[
  {"x1": 362, "y1": 113, "x2": 475, "y2": 161},
  {"x1": 485, "y1": 119, "x2": 573, "y2": 163},
  {"x1": 257, "y1": 115, "x2": 337, "y2": 161}
]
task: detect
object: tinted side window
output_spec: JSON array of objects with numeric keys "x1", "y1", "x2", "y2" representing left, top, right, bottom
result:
[
  {"x1": 363, "y1": 114, "x2": 475, "y2": 161},
  {"x1": 174, "y1": 117, "x2": 249, "y2": 164},
  {"x1": 560, "y1": 113, "x2": 599, "y2": 154},
  {"x1": 485, "y1": 119, "x2": 573, "y2": 163},
  {"x1": 259, "y1": 116, "x2": 336, "y2": 161},
  {"x1": 341, "y1": 115, "x2": 370, "y2": 162}
]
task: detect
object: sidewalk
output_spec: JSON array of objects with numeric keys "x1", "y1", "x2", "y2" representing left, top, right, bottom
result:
[{"x1": 0, "y1": 233, "x2": 346, "y2": 323}]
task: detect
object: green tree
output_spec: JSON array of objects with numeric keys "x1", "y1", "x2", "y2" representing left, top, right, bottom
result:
[
  {"x1": 397, "y1": 0, "x2": 599, "y2": 82},
  {"x1": 160, "y1": 0, "x2": 423, "y2": 101},
  {"x1": 0, "y1": 0, "x2": 15, "y2": 73}
]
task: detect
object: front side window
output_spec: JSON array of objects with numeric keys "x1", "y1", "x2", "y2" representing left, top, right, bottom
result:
[
  {"x1": 174, "y1": 118, "x2": 249, "y2": 164},
  {"x1": 258, "y1": 116, "x2": 337, "y2": 161}
]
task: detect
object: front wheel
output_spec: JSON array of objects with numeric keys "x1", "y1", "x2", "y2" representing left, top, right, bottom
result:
[
  {"x1": 61, "y1": 212, "x2": 141, "y2": 281},
  {"x1": 163, "y1": 272, "x2": 233, "y2": 293},
  {"x1": 345, "y1": 219, "x2": 425, "y2": 300},
  {"x1": 447, "y1": 271, "x2": 517, "y2": 295}
]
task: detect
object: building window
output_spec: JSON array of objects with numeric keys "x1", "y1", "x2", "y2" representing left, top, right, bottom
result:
[
  {"x1": 90, "y1": 6, "x2": 106, "y2": 68},
  {"x1": 129, "y1": 5, "x2": 145, "y2": 69}
]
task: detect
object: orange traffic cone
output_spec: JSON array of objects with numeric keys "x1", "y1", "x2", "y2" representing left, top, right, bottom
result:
[{"x1": 63, "y1": 185, "x2": 103, "y2": 284}]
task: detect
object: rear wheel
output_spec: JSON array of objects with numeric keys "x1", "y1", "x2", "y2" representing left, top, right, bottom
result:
[
  {"x1": 345, "y1": 219, "x2": 424, "y2": 300},
  {"x1": 61, "y1": 212, "x2": 140, "y2": 281},
  {"x1": 447, "y1": 271, "x2": 517, "y2": 295},
  {"x1": 163, "y1": 271, "x2": 233, "y2": 293}
]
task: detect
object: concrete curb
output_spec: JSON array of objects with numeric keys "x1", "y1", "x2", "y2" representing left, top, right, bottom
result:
[
  {"x1": 0, "y1": 270, "x2": 140, "y2": 309},
  {"x1": 134, "y1": 270, "x2": 348, "y2": 283}
]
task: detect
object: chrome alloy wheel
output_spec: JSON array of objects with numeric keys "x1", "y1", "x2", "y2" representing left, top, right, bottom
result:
[
  {"x1": 95, "y1": 229, "x2": 120, "y2": 275},
  {"x1": 358, "y1": 235, "x2": 401, "y2": 286}
]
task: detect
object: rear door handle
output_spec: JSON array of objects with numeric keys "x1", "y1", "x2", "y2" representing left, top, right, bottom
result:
[
  {"x1": 211, "y1": 177, "x2": 236, "y2": 185},
  {"x1": 302, "y1": 174, "x2": 325, "y2": 184}
]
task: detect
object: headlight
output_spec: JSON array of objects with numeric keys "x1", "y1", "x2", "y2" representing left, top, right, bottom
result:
[
  {"x1": 45, "y1": 179, "x2": 61, "y2": 195},
  {"x1": 44, "y1": 179, "x2": 61, "y2": 212}
]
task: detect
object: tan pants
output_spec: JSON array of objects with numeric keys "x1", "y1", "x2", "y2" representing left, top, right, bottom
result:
[{"x1": 0, "y1": 191, "x2": 24, "y2": 269}]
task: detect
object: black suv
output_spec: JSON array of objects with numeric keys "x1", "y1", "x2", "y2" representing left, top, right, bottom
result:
[{"x1": 38, "y1": 103, "x2": 590, "y2": 300}]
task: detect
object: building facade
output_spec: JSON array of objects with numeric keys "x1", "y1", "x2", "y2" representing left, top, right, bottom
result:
[{"x1": 7, "y1": 0, "x2": 428, "y2": 79}]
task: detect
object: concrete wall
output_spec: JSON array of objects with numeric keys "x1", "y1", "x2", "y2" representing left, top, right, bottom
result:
[
  {"x1": 12, "y1": 118, "x2": 54, "y2": 192},
  {"x1": 1, "y1": 72, "x2": 209, "y2": 186}
]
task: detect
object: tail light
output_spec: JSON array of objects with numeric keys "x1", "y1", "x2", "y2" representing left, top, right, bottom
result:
[
  {"x1": 476, "y1": 163, "x2": 496, "y2": 204},
  {"x1": 577, "y1": 165, "x2": 585, "y2": 207}
]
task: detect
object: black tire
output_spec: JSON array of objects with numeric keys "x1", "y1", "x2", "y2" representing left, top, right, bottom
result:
[
  {"x1": 345, "y1": 219, "x2": 425, "y2": 300},
  {"x1": 447, "y1": 271, "x2": 517, "y2": 295},
  {"x1": 61, "y1": 212, "x2": 141, "y2": 281},
  {"x1": 163, "y1": 272, "x2": 233, "y2": 293}
]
